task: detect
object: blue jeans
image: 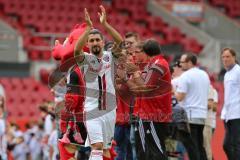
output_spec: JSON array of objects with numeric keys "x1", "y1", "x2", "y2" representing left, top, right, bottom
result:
[
  {"x1": 223, "y1": 119, "x2": 240, "y2": 160},
  {"x1": 114, "y1": 124, "x2": 133, "y2": 160}
]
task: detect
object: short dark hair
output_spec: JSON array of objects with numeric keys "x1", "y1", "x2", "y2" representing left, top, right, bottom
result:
[
  {"x1": 125, "y1": 32, "x2": 139, "y2": 40},
  {"x1": 89, "y1": 29, "x2": 103, "y2": 40},
  {"x1": 184, "y1": 53, "x2": 197, "y2": 65},
  {"x1": 221, "y1": 47, "x2": 237, "y2": 57},
  {"x1": 39, "y1": 104, "x2": 48, "y2": 113},
  {"x1": 143, "y1": 39, "x2": 162, "y2": 56}
]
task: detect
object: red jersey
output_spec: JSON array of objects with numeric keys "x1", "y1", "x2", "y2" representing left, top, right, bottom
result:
[
  {"x1": 133, "y1": 55, "x2": 172, "y2": 122},
  {"x1": 115, "y1": 83, "x2": 134, "y2": 125},
  {"x1": 116, "y1": 95, "x2": 130, "y2": 125}
]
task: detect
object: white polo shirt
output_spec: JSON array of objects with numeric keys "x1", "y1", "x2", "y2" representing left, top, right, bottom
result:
[
  {"x1": 221, "y1": 64, "x2": 240, "y2": 121},
  {"x1": 176, "y1": 67, "x2": 210, "y2": 120}
]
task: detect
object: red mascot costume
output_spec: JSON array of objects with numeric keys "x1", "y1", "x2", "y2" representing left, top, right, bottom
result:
[{"x1": 52, "y1": 23, "x2": 88, "y2": 160}]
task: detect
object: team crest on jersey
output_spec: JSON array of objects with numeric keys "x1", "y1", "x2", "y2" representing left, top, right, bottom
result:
[{"x1": 103, "y1": 55, "x2": 110, "y2": 62}]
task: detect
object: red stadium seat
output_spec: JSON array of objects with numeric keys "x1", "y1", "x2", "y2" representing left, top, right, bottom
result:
[
  {"x1": 181, "y1": 37, "x2": 203, "y2": 54},
  {"x1": 41, "y1": 51, "x2": 51, "y2": 61},
  {"x1": 210, "y1": 0, "x2": 226, "y2": 7},
  {"x1": 0, "y1": 0, "x2": 204, "y2": 61},
  {"x1": 163, "y1": 27, "x2": 183, "y2": 44},
  {"x1": 28, "y1": 51, "x2": 40, "y2": 61},
  {"x1": 39, "y1": 69, "x2": 50, "y2": 84},
  {"x1": 226, "y1": 2, "x2": 240, "y2": 17},
  {"x1": 147, "y1": 17, "x2": 166, "y2": 33}
]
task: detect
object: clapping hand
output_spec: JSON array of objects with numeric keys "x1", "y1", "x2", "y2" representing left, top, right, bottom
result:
[
  {"x1": 98, "y1": 5, "x2": 107, "y2": 25},
  {"x1": 84, "y1": 8, "x2": 93, "y2": 28}
]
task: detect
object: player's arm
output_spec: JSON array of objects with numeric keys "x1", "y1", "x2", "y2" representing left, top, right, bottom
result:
[
  {"x1": 99, "y1": 5, "x2": 123, "y2": 45},
  {"x1": 124, "y1": 65, "x2": 168, "y2": 94},
  {"x1": 175, "y1": 92, "x2": 186, "y2": 102},
  {"x1": 74, "y1": 8, "x2": 92, "y2": 65},
  {"x1": 116, "y1": 69, "x2": 142, "y2": 90},
  {"x1": 129, "y1": 68, "x2": 163, "y2": 93},
  {"x1": 98, "y1": 5, "x2": 123, "y2": 57}
]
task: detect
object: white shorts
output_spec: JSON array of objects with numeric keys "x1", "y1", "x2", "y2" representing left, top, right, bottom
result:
[{"x1": 85, "y1": 109, "x2": 116, "y2": 149}]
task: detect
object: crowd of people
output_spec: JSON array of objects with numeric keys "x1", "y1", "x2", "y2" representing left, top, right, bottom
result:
[{"x1": 0, "y1": 5, "x2": 240, "y2": 160}]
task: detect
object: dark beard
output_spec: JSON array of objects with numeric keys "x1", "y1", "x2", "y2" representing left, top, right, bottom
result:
[{"x1": 92, "y1": 46, "x2": 101, "y2": 55}]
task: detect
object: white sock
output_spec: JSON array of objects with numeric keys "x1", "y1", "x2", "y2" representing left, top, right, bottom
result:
[{"x1": 89, "y1": 149, "x2": 103, "y2": 160}]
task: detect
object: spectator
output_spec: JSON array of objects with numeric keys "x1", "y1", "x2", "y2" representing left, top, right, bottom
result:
[
  {"x1": 12, "y1": 133, "x2": 29, "y2": 160},
  {"x1": 203, "y1": 84, "x2": 218, "y2": 160},
  {"x1": 28, "y1": 130, "x2": 42, "y2": 160},
  {"x1": 39, "y1": 103, "x2": 53, "y2": 160},
  {"x1": 48, "y1": 116, "x2": 58, "y2": 160}
]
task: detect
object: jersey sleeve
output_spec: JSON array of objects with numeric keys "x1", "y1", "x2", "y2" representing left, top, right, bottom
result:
[
  {"x1": 142, "y1": 63, "x2": 172, "y2": 96},
  {"x1": 144, "y1": 63, "x2": 165, "y2": 86}
]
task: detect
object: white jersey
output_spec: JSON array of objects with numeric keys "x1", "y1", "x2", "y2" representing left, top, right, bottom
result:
[{"x1": 79, "y1": 51, "x2": 117, "y2": 113}]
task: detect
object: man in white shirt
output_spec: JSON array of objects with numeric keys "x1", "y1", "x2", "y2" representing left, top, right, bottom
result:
[
  {"x1": 74, "y1": 6, "x2": 122, "y2": 160},
  {"x1": 203, "y1": 85, "x2": 218, "y2": 160},
  {"x1": 221, "y1": 48, "x2": 240, "y2": 160},
  {"x1": 171, "y1": 62, "x2": 200, "y2": 160},
  {"x1": 175, "y1": 53, "x2": 210, "y2": 160}
]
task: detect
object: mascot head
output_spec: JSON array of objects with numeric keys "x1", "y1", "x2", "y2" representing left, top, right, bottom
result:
[
  {"x1": 50, "y1": 23, "x2": 89, "y2": 88},
  {"x1": 52, "y1": 23, "x2": 89, "y2": 71}
]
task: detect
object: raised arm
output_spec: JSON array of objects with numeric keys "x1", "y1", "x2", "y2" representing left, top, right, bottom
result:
[
  {"x1": 74, "y1": 8, "x2": 93, "y2": 64},
  {"x1": 98, "y1": 5, "x2": 123, "y2": 45}
]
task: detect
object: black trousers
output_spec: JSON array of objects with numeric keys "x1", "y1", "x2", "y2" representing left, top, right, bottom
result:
[
  {"x1": 169, "y1": 122, "x2": 199, "y2": 160},
  {"x1": 175, "y1": 129, "x2": 200, "y2": 160},
  {"x1": 135, "y1": 121, "x2": 169, "y2": 160},
  {"x1": 189, "y1": 124, "x2": 208, "y2": 160},
  {"x1": 223, "y1": 119, "x2": 240, "y2": 160}
]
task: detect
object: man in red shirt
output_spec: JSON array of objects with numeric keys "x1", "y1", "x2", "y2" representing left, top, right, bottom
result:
[
  {"x1": 114, "y1": 32, "x2": 141, "y2": 160},
  {"x1": 117, "y1": 39, "x2": 172, "y2": 160}
]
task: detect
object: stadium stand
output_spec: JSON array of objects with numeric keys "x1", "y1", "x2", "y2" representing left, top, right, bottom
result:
[
  {"x1": 0, "y1": 0, "x2": 203, "y2": 62},
  {"x1": 209, "y1": 0, "x2": 240, "y2": 19},
  {"x1": 0, "y1": 77, "x2": 53, "y2": 128}
]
